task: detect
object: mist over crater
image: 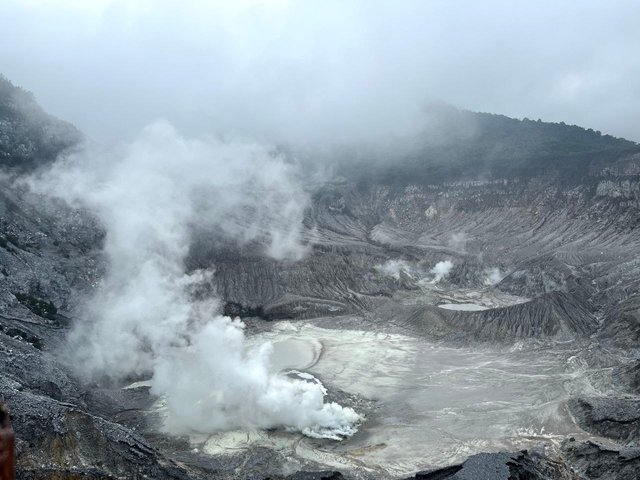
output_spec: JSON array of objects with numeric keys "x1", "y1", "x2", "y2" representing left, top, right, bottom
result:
[{"x1": 1, "y1": 2, "x2": 640, "y2": 480}]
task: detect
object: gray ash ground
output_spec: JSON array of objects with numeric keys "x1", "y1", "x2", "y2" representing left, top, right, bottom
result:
[{"x1": 188, "y1": 304, "x2": 624, "y2": 478}]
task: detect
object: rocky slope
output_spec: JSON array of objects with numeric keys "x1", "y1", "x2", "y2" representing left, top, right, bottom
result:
[
  {"x1": 0, "y1": 75, "x2": 81, "y2": 171},
  {"x1": 1, "y1": 75, "x2": 640, "y2": 479}
]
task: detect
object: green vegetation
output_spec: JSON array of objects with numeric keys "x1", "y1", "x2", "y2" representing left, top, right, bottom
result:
[
  {"x1": 340, "y1": 109, "x2": 640, "y2": 186},
  {"x1": 0, "y1": 75, "x2": 81, "y2": 170}
]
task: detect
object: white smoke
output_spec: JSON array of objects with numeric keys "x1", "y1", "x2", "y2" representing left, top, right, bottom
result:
[
  {"x1": 375, "y1": 259, "x2": 413, "y2": 280},
  {"x1": 430, "y1": 260, "x2": 453, "y2": 283},
  {"x1": 484, "y1": 267, "x2": 503, "y2": 285},
  {"x1": 449, "y1": 232, "x2": 467, "y2": 252},
  {"x1": 28, "y1": 120, "x2": 360, "y2": 438},
  {"x1": 153, "y1": 319, "x2": 359, "y2": 438}
]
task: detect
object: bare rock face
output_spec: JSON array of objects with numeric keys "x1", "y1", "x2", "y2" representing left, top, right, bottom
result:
[
  {"x1": 0, "y1": 319, "x2": 208, "y2": 480},
  {"x1": 284, "y1": 472, "x2": 344, "y2": 480},
  {"x1": 393, "y1": 290, "x2": 598, "y2": 342},
  {"x1": 406, "y1": 450, "x2": 578, "y2": 480},
  {"x1": 0, "y1": 75, "x2": 81, "y2": 171},
  {"x1": 568, "y1": 397, "x2": 640, "y2": 443},
  {"x1": 613, "y1": 361, "x2": 640, "y2": 394},
  {"x1": 200, "y1": 162, "x2": 640, "y2": 345},
  {"x1": 599, "y1": 296, "x2": 640, "y2": 349},
  {"x1": 561, "y1": 439, "x2": 640, "y2": 480}
]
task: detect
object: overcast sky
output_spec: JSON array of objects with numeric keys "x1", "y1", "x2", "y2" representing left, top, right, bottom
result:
[{"x1": 1, "y1": 0, "x2": 639, "y2": 144}]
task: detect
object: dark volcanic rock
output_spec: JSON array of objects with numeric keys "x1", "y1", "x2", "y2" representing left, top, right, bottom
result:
[
  {"x1": 285, "y1": 471, "x2": 344, "y2": 480},
  {"x1": 406, "y1": 450, "x2": 578, "y2": 480},
  {"x1": 613, "y1": 361, "x2": 640, "y2": 394},
  {"x1": 444, "y1": 291, "x2": 597, "y2": 341},
  {"x1": 376, "y1": 290, "x2": 597, "y2": 342},
  {"x1": 498, "y1": 255, "x2": 595, "y2": 300},
  {"x1": 0, "y1": 334, "x2": 206, "y2": 480},
  {"x1": 568, "y1": 396, "x2": 640, "y2": 442},
  {"x1": 562, "y1": 438, "x2": 640, "y2": 480},
  {"x1": 0, "y1": 75, "x2": 81, "y2": 171},
  {"x1": 6, "y1": 387, "x2": 205, "y2": 480},
  {"x1": 599, "y1": 296, "x2": 640, "y2": 348}
]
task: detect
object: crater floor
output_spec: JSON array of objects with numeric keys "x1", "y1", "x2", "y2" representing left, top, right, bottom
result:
[{"x1": 183, "y1": 318, "x2": 617, "y2": 478}]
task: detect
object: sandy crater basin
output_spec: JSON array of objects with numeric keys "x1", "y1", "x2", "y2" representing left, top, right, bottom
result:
[
  {"x1": 269, "y1": 337, "x2": 322, "y2": 372},
  {"x1": 196, "y1": 321, "x2": 607, "y2": 476}
]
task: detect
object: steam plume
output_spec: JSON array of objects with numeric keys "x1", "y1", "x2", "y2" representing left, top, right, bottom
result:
[
  {"x1": 30, "y1": 120, "x2": 360, "y2": 438},
  {"x1": 484, "y1": 267, "x2": 503, "y2": 286},
  {"x1": 375, "y1": 259, "x2": 413, "y2": 280},
  {"x1": 430, "y1": 260, "x2": 453, "y2": 283}
]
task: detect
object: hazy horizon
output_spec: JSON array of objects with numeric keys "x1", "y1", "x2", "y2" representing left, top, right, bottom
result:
[{"x1": 1, "y1": 0, "x2": 639, "y2": 144}]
